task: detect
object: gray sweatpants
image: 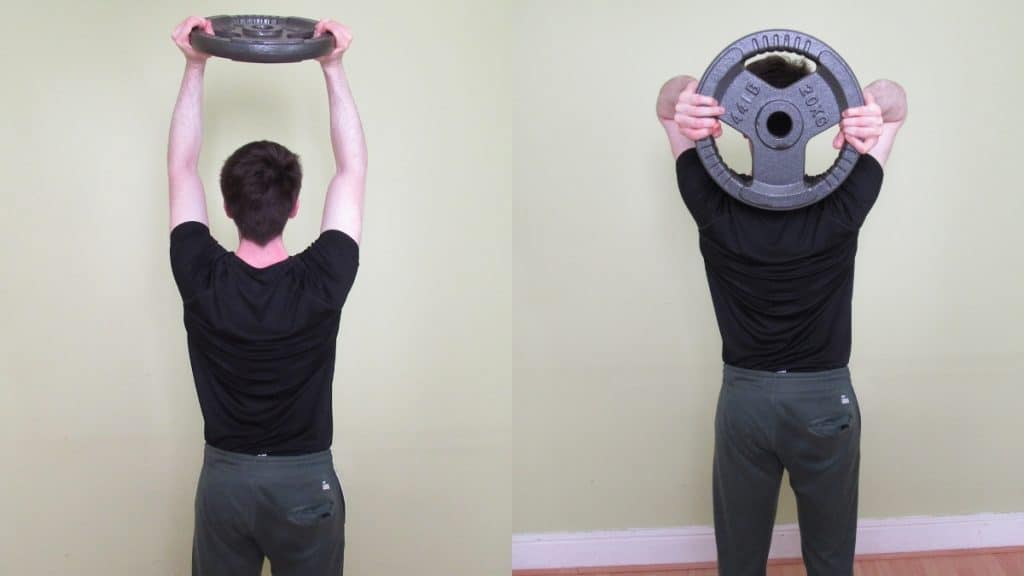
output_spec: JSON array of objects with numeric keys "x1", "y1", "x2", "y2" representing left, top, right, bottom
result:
[
  {"x1": 193, "y1": 445, "x2": 346, "y2": 576},
  {"x1": 713, "y1": 365, "x2": 860, "y2": 576}
]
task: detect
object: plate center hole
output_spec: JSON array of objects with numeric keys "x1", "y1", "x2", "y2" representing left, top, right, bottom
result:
[{"x1": 767, "y1": 111, "x2": 793, "y2": 138}]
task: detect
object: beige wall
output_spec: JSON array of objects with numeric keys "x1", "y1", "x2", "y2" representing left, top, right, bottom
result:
[{"x1": 0, "y1": 0, "x2": 1021, "y2": 575}]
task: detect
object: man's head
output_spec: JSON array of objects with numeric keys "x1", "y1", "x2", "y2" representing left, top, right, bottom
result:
[
  {"x1": 745, "y1": 53, "x2": 813, "y2": 89},
  {"x1": 220, "y1": 140, "x2": 302, "y2": 246}
]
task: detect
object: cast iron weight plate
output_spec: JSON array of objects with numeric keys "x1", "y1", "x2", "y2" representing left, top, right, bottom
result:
[
  {"x1": 696, "y1": 29, "x2": 864, "y2": 210},
  {"x1": 190, "y1": 15, "x2": 334, "y2": 64}
]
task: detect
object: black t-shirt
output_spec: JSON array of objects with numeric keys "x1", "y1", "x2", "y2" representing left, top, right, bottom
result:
[
  {"x1": 676, "y1": 149, "x2": 884, "y2": 372},
  {"x1": 170, "y1": 221, "x2": 359, "y2": 455}
]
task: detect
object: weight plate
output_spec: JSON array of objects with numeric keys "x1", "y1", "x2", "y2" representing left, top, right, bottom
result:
[
  {"x1": 696, "y1": 29, "x2": 864, "y2": 210},
  {"x1": 190, "y1": 15, "x2": 333, "y2": 64}
]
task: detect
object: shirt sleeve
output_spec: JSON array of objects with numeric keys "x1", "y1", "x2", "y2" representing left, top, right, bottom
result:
[
  {"x1": 297, "y1": 230, "x2": 360, "y2": 309},
  {"x1": 169, "y1": 221, "x2": 226, "y2": 301},
  {"x1": 824, "y1": 154, "x2": 885, "y2": 229},
  {"x1": 676, "y1": 149, "x2": 728, "y2": 228}
]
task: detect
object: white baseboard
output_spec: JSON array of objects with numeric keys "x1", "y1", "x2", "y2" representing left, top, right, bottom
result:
[{"x1": 511, "y1": 513, "x2": 1024, "y2": 570}]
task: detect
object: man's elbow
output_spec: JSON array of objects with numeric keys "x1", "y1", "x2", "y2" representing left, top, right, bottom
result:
[
  {"x1": 327, "y1": 171, "x2": 367, "y2": 205},
  {"x1": 167, "y1": 164, "x2": 200, "y2": 186},
  {"x1": 334, "y1": 161, "x2": 367, "y2": 184},
  {"x1": 167, "y1": 155, "x2": 200, "y2": 179}
]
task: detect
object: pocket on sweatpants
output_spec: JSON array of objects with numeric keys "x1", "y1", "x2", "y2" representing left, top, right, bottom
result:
[
  {"x1": 284, "y1": 471, "x2": 344, "y2": 527},
  {"x1": 804, "y1": 383, "x2": 859, "y2": 439},
  {"x1": 807, "y1": 412, "x2": 853, "y2": 438},
  {"x1": 287, "y1": 497, "x2": 336, "y2": 527}
]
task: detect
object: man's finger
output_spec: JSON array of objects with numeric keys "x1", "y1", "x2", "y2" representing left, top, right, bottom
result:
[
  {"x1": 683, "y1": 127, "x2": 713, "y2": 140},
  {"x1": 684, "y1": 105, "x2": 726, "y2": 118},
  {"x1": 693, "y1": 94, "x2": 717, "y2": 107},
  {"x1": 842, "y1": 106, "x2": 880, "y2": 118},
  {"x1": 841, "y1": 116, "x2": 882, "y2": 128},
  {"x1": 833, "y1": 131, "x2": 845, "y2": 149},
  {"x1": 843, "y1": 126, "x2": 882, "y2": 138},
  {"x1": 846, "y1": 135, "x2": 869, "y2": 154},
  {"x1": 676, "y1": 115, "x2": 715, "y2": 129},
  {"x1": 683, "y1": 83, "x2": 716, "y2": 106}
]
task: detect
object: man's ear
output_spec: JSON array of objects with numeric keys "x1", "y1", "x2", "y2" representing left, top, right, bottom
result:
[{"x1": 289, "y1": 197, "x2": 300, "y2": 219}]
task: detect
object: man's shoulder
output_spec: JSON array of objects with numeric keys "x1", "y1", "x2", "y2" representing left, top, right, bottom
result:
[
  {"x1": 290, "y1": 231, "x2": 360, "y2": 310},
  {"x1": 169, "y1": 221, "x2": 229, "y2": 300},
  {"x1": 296, "y1": 230, "x2": 360, "y2": 268},
  {"x1": 171, "y1": 220, "x2": 210, "y2": 241}
]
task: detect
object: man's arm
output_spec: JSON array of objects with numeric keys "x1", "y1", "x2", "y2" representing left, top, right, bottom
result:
[
  {"x1": 315, "y1": 21, "x2": 367, "y2": 245},
  {"x1": 168, "y1": 17, "x2": 214, "y2": 230},
  {"x1": 656, "y1": 75, "x2": 724, "y2": 159},
  {"x1": 862, "y1": 80, "x2": 907, "y2": 166},
  {"x1": 834, "y1": 79, "x2": 908, "y2": 167}
]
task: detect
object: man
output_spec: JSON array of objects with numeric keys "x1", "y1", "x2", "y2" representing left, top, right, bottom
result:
[
  {"x1": 656, "y1": 55, "x2": 907, "y2": 576},
  {"x1": 168, "y1": 16, "x2": 366, "y2": 576}
]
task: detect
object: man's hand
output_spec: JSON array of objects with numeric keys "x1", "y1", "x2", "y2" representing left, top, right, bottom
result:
[
  {"x1": 833, "y1": 80, "x2": 907, "y2": 166},
  {"x1": 657, "y1": 76, "x2": 725, "y2": 158},
  {"x1": 832, "y1": 92, "x2": 883, "y2": 154},
  {"x1": 674, "y1": 81, "x2": 725, "y2": 141},
  {"x1": 314, "y1": 20, "x2": 353, "y2": 66},
  {"x1": 172, "y1": 16, "x2": 213, "y2": 64}
]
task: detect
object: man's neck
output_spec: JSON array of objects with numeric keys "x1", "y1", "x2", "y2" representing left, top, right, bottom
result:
[{"x1": 236, "y1": 235, "x2": 289, "y2": 268}]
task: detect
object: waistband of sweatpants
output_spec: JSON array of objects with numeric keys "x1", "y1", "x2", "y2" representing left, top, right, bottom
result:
[
  {"x1": 203, "y1": 444, "x2": 334, "y2": 468},
  {"x1": 724, "y1": 364, "x2": 850, "y2": 380},
  {"x1": 723, "y1": 364, "x2": 851, "y2": 388}
]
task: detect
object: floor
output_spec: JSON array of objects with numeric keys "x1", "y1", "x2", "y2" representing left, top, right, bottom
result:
[{"x1": 512, "y1": 547, "x2": 1024, "y2": 575}]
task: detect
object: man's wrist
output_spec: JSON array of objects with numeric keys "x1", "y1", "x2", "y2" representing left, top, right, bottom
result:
[
  {"x1": 321, "y1": 59, "x2": 344, "y2": 73},
  {"x1": 184, "y1": 59, "x2": 207, "y2": 73}
]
